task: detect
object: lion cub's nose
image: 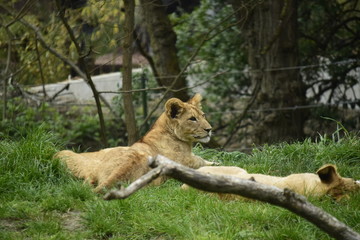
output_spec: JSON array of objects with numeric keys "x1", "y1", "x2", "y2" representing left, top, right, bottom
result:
[{"x1": 205, "y1": 128, "x2": 212, "y2": 133}]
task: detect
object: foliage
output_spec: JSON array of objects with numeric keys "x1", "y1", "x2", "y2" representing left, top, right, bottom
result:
[
  {"x1": 173, "y1": 0, "x2": 249, "y2": 111},
  {"x1": 0, "y1": 0, "x2": 124, "y2": 85},
  {"x1": 0, "y1": 127, "x2": 359, "y2": 239},
  {"x1": 78, "y1": 0, "x2": 124, "y2": 54},
  {"x1": 0, "y1": 12, "x2": 70, "y2": 85},
  {"x1": 0, "y1": 97, "x2": 127, "y2": 151},
  {"x1": 298, "y1": 0, "x2": 360, "y2": 106}
]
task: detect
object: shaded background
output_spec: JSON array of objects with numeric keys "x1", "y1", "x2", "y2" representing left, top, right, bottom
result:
[{"x1": 0, "y1": 0, "x2": 359, "y2": 151}]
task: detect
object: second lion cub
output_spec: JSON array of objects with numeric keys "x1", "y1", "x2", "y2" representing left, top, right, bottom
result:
[{"x1": 182, "y1": 165, "x2": 360, "y2": 200}]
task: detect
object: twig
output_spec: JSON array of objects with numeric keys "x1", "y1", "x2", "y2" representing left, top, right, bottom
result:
[
  {"x1": 99, "y1": 86, "x2": 166, "y2": 94},
  {"x1": 56, "y1": 2, "x2": 108, "y2": 146},
  {"x1": 4, "y1": 0, "x2": 36, "y2": 28},
  {"x1": 133, "y1": 29, "x2": 160, "y2": 82},
  {"x1": 222, "y1": 77, "x2": 261, "y2": 147},
  {"x1": 49, "y1": 83, "x2": 70, "y2": 102},
  {"x1": 98, "y1": 70, "x2": 228, "y2": 94},
  {"x1": 105, "y1": 155, "x2": 360, "y2": 240}
]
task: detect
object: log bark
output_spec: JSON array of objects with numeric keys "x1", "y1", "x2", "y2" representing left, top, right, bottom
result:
[{"x1": 104, "y1": 155, "x2": 360, "y2": 240}]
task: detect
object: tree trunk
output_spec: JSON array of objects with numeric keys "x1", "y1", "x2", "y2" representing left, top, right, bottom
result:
[
  {"x1": 232, "y1": 0, "x2": 307, "y2": 145},
  {"x1": 2, "y1": 32, "x2": 11, "y2": 121},
  {"x1": 122, "y1": 0, "x2": 139, "y2": 145},
  {"x1": 139, "y1": 0, "x2": 190, "y2": 101}
]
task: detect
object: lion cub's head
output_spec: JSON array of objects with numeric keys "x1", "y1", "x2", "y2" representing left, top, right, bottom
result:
[
  {"x1": 165, "y1": 94, "x2": 212, "y2": 143},
  {"x1": 317, "y1": 164, "x2": 360, "y2": 200}
]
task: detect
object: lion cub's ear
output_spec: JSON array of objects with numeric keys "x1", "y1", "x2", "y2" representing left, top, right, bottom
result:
[
  {"x1": 165, "y1": 98, "x2": 185, "y2": 119},
  {"x1": 188, "y1": 93, "x2": 202, "y2": 109},
  {"x1": 316, "y1": 164, "x2": 341, "y2": 184}
]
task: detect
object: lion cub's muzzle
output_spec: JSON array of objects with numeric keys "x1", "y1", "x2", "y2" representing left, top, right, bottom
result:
[{"x1": 194, "y1": 128, "x2": 212, "y2": 143}]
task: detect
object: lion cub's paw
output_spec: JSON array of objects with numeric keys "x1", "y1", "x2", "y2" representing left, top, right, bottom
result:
[{"x1": 204, "y1": 160, "x2": 219, "y2": 166}]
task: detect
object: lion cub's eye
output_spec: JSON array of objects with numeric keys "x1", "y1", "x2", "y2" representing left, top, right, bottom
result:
[{"x1": 188, "y1": 117, "x2": 197, "y2": 121}]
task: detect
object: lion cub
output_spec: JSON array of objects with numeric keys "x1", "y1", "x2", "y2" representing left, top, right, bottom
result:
[
  {"x1": 55, "y1": 94, "x2": 215, "y2": 192},
  {"x1": 182, "y1": 165, "x2": 360, "y2": 200}
]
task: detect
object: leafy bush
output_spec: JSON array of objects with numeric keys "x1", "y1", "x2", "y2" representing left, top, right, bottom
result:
[{"x1": 0, "y1": 97, "x2": 127, "y2": 151}]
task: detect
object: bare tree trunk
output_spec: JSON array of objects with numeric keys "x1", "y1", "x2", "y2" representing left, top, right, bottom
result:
[
  {"x1": 2, "y1": 75, "x2": 7, "y2": 121},
  {"x1": 122, "y1": 0, "x2": 139, "y2": 145},
  {"x1": 34, "y1": 36, "x2": 47, "y2": 101},
  {"x1": 231, "y1": 0, "x2": 307, "y2": 145},
  {"x1": 104, "y1": 155, "x2": 360, "y2": 240},
  {"x1": 139, "y1": 0, "x2": 190, "y2": 101},
  {"x1": 2, "y1": 33, "x2": 11, "y2": 121}
]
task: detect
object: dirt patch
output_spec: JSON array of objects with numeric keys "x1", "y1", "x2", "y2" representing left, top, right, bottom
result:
[
  {"x1": 0, "y1": 218, "x2": 26, "y2": 232},
  {"x1": 61, "y1": 210, "x2": 86, "y2": 232}
]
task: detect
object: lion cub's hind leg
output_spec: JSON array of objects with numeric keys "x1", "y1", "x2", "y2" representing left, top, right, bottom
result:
[
  {"x1": 93, "y1": 152, "x2": 149, "y2": 193},
  {"x1": 94, "y1": 169, "x2": 124, "y2": 193},
  {"x1": 94, "y1": 165, "x2": 141, "y2": 193},
  {"x1": 55, "y1": 150, "x2": 98, "y2": 185}
]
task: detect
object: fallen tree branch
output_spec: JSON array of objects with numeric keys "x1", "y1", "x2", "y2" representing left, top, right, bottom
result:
[
  {"x1": 104, "y1": 155, "x2": 360, "y2": 240},
  {"x1": 104, "y1": 167, "x2": 165, "y2": 200}
]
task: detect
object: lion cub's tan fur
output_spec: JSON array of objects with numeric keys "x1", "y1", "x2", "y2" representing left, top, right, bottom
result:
[
  {"x1": 55, "y1": 94, "x2": 214, "y2": 192},
  {"x1": 182, "y1": 165, "x2": 360, "y2": 200}
]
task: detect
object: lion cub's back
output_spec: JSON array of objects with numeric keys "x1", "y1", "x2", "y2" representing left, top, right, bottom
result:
[
  {"x1": 277, "y1": 173, "x2": 324, "y2": 196},
  {"x1": 79, "y1": 146, "x2": 131, "y2": 161},
  {"x1": 197, "y1": 166, "x2": 248, "y2": 175}
]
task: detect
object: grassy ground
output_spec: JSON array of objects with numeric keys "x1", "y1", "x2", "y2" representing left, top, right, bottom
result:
[{"x1": 0, "y1": 127, "x2": 359, "y2": 239}]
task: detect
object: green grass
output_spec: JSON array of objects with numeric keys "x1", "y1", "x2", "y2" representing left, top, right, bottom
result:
[{"x1": 0, "y1": 127, "x2": 359, "y2": 239}]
